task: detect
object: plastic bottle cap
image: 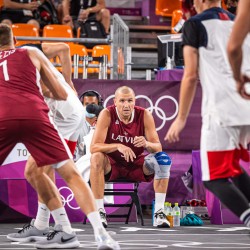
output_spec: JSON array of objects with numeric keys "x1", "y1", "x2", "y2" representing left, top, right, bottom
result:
[
  {"x1": 175, "y1": 203, "x2": 178, "y2": 206},
  {"x1": 164, "y1": 202, "x2": 168, "y2": 205}
]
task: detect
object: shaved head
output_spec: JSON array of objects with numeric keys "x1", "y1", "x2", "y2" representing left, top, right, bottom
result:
[{"x1": 115, "y1": 86, "x2": 135, "y2": 98}]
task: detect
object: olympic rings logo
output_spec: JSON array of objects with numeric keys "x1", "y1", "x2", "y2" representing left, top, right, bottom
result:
[
  {"x1": 104, "y1": 94, "x2": 178, "y2": 131},
  {"x1": 58, "y1": 186, "x2": 80, "y2": 210}
]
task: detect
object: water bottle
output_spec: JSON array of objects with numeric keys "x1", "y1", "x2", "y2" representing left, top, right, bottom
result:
[
  {"x1": 173, "y1": 18, "x2": 185, "y2": 33},
  {"x1": 164, "y1": 202, "x2": 169, "y2": 215},
  {"x1": 166, "y1": 203, "x2": 173, "y2": 227},
  {"x1": 173, "y1": 203, "x2": 181, "y2": 227},
  {"x1": 152, "y1": 199, "x2": 155, "y2": 225},
  {"x1": 166, "y1": 57, "x2": 172, "y2": 70}
]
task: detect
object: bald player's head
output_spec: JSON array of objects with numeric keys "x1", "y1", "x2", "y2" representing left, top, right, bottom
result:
[
  {"x1": 114, "y1": 86, "x2": 136, "y2": 120},
  {"x1": 115, "y1": 86, "x2": 135, "y2": 98}
]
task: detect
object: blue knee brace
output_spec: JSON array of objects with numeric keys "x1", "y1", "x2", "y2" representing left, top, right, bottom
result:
[{"x1": 145, "y1": 152, "x2": 172, "y2": 179}]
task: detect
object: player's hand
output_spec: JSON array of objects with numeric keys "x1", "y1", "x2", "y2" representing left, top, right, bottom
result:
[
  {"x1": 237, "y1": 74, "x2": 250, "y2": 100},
  {"x1": 63, "y1": 15, "x2": 72, "y2": 24},
  {"x1": 164, "y1": 118, "x2": 186, "y2": 143},
  {"x1": 117, "y1": 144, "x2": 136, "y2": 162},
  {"x1": 25, "y1": 2, "x2": 39, "y2": 11},
  {"x1": 133, "y1": 136, "x2": 147, "y2": 148},
  {"x1": 78, "y1": 9, "x2": 89, "y2": 21}
]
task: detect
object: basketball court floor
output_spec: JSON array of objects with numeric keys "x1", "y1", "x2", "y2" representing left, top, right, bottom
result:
[{"x1": 0, "y1": 219, "x2": 249, "y2": 249}]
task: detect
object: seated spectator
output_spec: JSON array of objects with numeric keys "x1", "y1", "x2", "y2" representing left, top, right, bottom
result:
[
  {"x1": 74, "y1": 90, "x2": 103, "y2": 161},
  {"x1": 0, "y1": 0, "x2": 40, "y2": 29},
  {"x1": 182, "y1": 0, "x2": 196, "y2": 20},
  {"x1": 62, "y1": 0, "x2": 110, "y2": 34},
  {"x1": 51, "y1": 0, "x2": 63, "y2": 23},
  {"x1": 90, "y1": 86, "x2": 172, "y2": 228},
  {"x1": 224, "y1": 0, "x2": 238, "y2": 14}
]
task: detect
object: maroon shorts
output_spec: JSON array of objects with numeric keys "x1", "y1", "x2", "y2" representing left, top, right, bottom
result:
[
  {"x1": 0, "y1": 119, "x2": 71, "y2": 167},
  {"x1": 105, "y1": 154, "x2": 154, "y2": 182}
]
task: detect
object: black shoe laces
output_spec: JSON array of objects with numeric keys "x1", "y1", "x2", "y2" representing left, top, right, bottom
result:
[
  {"x1": 99, "y1": 211, "x2": 106, "y2": 220},
  {"x1": 154, "y1": 211, "x2": 165, "y2": 219},
  {"x1": 18, "y1": 223, "x2": 32, "y2": 233},
  {"x1": 46, "y1": 229, "x2": 61, "y2": 240}
]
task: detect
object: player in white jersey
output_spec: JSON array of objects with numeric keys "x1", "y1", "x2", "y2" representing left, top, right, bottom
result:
[
  {"x1": 22, "y1": 43, "x2": 84, "y2": 153},
  {"x1": 165, "y1": 0, "x2": 250, "y2": 227}
]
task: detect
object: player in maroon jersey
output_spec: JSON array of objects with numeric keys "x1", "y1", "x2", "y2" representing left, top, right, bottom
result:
[
  {"x1": 0, "y1": 24, "x2": 119, "y2": 250},
  {"x1": 90, "y1": 86, "x2": 172, "y2": 228}
]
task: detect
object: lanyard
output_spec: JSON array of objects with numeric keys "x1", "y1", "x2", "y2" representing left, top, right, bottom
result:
[{"x1": 80, "y1": 0, "x2": 92, "y2": 9}]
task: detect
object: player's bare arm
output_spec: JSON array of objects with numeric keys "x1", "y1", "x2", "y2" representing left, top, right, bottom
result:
[
  {"x1": 134, "y1": 109, "x2": 162, "y2": 153},
  {"x1": 42, "y1": 43, "x2": 75, "y2": 91},
  {"x1": 92, "y1": 0, "x2": 106, "y2": 12},
  {"x1": 165, "y1": 45, "x2": 199, "y2": 143},
  {"x1": 227, "y1": 0, "x2": 250, "y2": 99},
  {"x1": 227, "y1": 0, "x2": 250, "y2": 82},
  {"x1": 27, "y1": 48, "x2": 68, "y2": 101},
  {"x1": 91, "y1": 108, "x2": 136, "y2": 162}
]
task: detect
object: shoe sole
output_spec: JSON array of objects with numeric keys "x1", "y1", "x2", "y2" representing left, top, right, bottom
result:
[
  {"x1": 98, "y1": 243, "x2": 121, "y2": 250},
  {"x1": 35, "y1": 241, "x2": 80, "y2": 249},
  {"x1": 153, "y1": 221, "x2": 170, "y2": 228},
  {"x1": 7, "y1": 235, "x2": 46, "y2": 243},
  {"x1": 157, "y1": 224, "x2": 170, "y2": 228}
]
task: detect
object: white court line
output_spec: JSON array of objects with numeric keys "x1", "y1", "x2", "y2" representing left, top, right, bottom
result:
[
  {"x1": 75, "y1": 233, "x2": 250, "y2": 236},
  {"x1": 0, "y1": 233, "x2": 249, "y2": 237}
]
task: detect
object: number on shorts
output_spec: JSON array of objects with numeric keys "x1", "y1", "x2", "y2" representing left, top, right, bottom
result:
[{"x1": 0, "y1": 60, "x2": 9, "y2": 81}]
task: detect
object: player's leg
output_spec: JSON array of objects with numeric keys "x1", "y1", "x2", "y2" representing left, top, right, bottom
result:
[
  {"x1": 90, "y1": 152, "x2": 112, "y2": 228},
  {"x1": 53, "y1": 159, "x2": 119, "y2": 249},
  {"x1": 143, "y1": 152, "x2": 172, "y2": 227},
  {"x1": 201, "y1": 119, "x2": 250, "y2": 227}
]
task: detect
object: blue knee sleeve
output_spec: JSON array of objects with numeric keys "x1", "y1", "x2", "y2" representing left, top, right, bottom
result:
[{"x1": 145, "y1": 151, "x2": 172, "y2": 179}]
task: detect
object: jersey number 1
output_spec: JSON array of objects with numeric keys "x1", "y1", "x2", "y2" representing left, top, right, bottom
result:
[{"x1": 0, "y1": 60, "x2": 9, "y2": 81}]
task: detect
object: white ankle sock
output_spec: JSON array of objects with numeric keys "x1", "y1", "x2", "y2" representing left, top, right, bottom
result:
[
  {"x1": 51, "y1": 207, "x2": 73, "y2": 234},
  {"x1": 154, "y1": 193, "x2": 166, "y2": 213},
  {"x1": 34, "y1": 202, "x2": 50, "y2": 230},
  {"x1": 240, "y1": 208, "x2": 250, "y2": 227},
  {"x1": 96, "y1": 199, "x2": 104, "y2": 210},
  {"x1": 87, "y1": 211, "x2": 104, "y2": 236}
]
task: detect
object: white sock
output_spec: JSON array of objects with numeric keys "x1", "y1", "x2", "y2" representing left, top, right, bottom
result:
[
  {"x1": 51, "y1": 207, "x2": 73, "y2": 234},
  {"x1": 154, "y1": 193, "x2": 166, "y2": 213},
  {"x1": 96, "y1": 199, "x2": 104, "y2": 210},
  {"x1": 87, "y1": 211, "x2": 104, "y2": 236},
  {"x1": 240, "y1": 208, "x2": 250, "y2": 227},
  {"x1": 34, "y1": 202, "x2": 50, "y2": 230}
]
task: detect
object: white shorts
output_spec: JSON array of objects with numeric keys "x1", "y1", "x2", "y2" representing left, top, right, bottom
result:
[
  {"x1": 46, "y1": 94, "x2": 84, "y2": 142},
  {"x1": 54, "y1": 110, "x2": 84, "y2": 141},
  {"x1": 200, "y1": 115, "x2": 250, "y2": 181}
]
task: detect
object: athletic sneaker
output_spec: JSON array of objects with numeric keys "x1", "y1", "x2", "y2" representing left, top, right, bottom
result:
[
  {"x1": 95, "y1": 227, "x2": 120, "y2": 250},
  {"x1": 7, "y1": 219, "x2": 50, "y2": 243},
  {"x1": 99, "y1": 208, "x2": 108, "y2": 228},
  {"x1": 35, "y1": 224, "x2": 80, "y2": 249},
  {"x1": 153, "y1": 209, "x2": 170, "y2": 228}
]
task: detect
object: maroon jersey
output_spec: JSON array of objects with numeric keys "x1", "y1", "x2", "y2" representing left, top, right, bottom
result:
[
  {"x1": 0, "y1": 48, "x2": 49, "y2": 121},
  {"x1": 105, "y1": 105, "x2": 145, "y2": 166}
]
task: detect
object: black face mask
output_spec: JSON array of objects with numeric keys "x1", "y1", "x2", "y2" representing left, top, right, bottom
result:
[{"x1": 228, "y1": 6, "x2": 237, "y2": 14}]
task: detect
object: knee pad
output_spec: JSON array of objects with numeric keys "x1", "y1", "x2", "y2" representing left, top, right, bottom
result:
[{"x1": 144, "y1": 152, "x2": 172, "y2": 179}]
